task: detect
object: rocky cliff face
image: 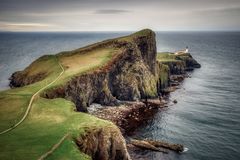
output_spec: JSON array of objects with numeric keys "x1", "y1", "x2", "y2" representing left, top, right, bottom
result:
[
  {"x1": 9, "y1": 29, "x2": 201, "y2": 113},
  {"x1": 9, "y1": 55, "x2": 56, "y2": 88},
  {"x1": 159, "y1": 53, "x2": 201, "y2": 75},
  {"x1": 76, "y1": 126, "x2": 131, "y2": 160},
  {"x1": 9, "y1": 71, "x2": 46, "y2": 88},
  {"x1": 43, "y1": 29, "x2": 169, "y2": 112}
]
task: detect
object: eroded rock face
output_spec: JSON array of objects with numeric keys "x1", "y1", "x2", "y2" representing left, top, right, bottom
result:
[
  {"x1": 9, "y1": 30, "x2": 170, "y2": 112},
  {"x1": 44, "y1": 29, "x2": 169, "y2": 112},
  {"x1": 162, "y1": 61, "x2": 186, "y2": 75},
  {"x1": 161, "y1": 53, "x2": 201, "y2": 75},
  {"x1": 182, "y1": 54, "x2": 201, "y2": 70},
  {"x1": 9, "y1": 71, "x2": 46, "y2": 88},
  {"x1": 65, "y1": 72, "x2": 118, "y2": 112},
  {"x1": 134, "y1": 30, "x2": 157, "y2": 73},
  {"x1": 108, "y1": 45, "x2": 158, "y2": 101},
  {"x1": 75, "y1": 126, "x2": 131, "y2": 160}
]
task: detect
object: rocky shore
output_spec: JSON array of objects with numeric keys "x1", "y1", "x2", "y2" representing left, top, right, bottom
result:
[
  {"x1": 92, "y1": 100, "x2": 162, "y2": 135},
  {"x1": 91, "y1": 62, "x2": 198, "y2": 158},
  {"x1": 92, "y1": 68, "x2": 199, "y2": 135},
  {"x1": 90, "y1": 66, "x2": 197, "y2": 159}
]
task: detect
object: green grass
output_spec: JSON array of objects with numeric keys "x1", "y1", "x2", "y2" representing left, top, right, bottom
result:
[
  {"x1": 157, "y1": 52, "x2": 179, "y2": 62},
  {"x1": 0, "y1": 94, "x2": 30, "y2": 130},
  {"x1": 157, "y1": 52, "x2": 192, "y2": 62},
  {"x1": 45, "y1": 138, "x2": 90, "y2": 160},
  {"x1": 0, "y1": 42, "x2": 121, "y2": 159},
  {"x1": 117, "y1": 29, "x2": 154, "y2": 42},
  {"x1": 0, "y1": 56, "x2": 63, "y2": 133},
  {"x1": 0, "y1": 96, "x2": 113, "y2": 159}
]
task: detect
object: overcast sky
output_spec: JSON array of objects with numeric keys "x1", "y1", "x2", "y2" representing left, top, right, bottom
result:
[{"x1": 0, "y1": 0, "x2": 240, "y2": 31}]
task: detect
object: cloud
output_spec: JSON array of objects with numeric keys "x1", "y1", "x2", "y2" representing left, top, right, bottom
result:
[
  {"x1": 94, "y1": 9, "x2": 130, "y2": 14},
  {"x1": 0, "y1": 0, "x2": 240, "y2": 31},
  {"x1": 0, "y1": 22, "x2": 55, "y2": 31},
  {"x1": 6, "y1": 23, "x2": 50, "y2": 27}
]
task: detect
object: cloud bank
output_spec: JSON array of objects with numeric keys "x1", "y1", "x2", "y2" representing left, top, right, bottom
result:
[{"x1": 0, "y1": 0, "x2": 240, "y2": 31}]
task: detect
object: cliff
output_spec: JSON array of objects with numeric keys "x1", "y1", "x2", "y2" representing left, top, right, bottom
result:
[
  {"x1": 58, "y1": 29, "x2": 165, "y2": 112},
  {"x1": 76, "y1": 125, "x2": 130, "y2": 160},
  {"x1": 10, "y1": 29, "x2": 170, "y2": 112},
  {"x1": 3, "y1": 29, "x2": 201, "y2": 160},
  {"x1": 9, "y1": 30, "x2": 200, "y2": 113},
  {"x1": 157, "y1": 52, "x2": 201, "y2": 75}
]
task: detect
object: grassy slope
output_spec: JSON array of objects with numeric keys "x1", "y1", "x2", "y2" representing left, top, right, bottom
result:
[
  {"x1": 157, "y1": 52, "x2": 192, "y2": 62},
  {"x1": 0, "y1": 30, "x2": 151, "y2": 159},
  {"x1": 0, "y1": 41, "x2": 119, "y2": 159},
  {"x1": 0, "y1": 97, "x2": 113, "y2": 159},
  {"x1": 157, "y1": 52, "x2": 180, "y2": 62},
  {"x1": 118, "y1": 29, "x2": 153, "y2": 42}
]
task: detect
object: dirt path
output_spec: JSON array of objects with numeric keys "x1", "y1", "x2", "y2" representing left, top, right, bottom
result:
[
  {"x1": 0, "y1": 58, "x2": 65, "y2": 135},
  {"x1": 38, "y1": 133, "x2": 69, "y2": 160}
]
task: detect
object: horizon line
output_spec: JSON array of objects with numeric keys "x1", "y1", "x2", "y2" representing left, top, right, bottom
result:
[{"x1": 1, "y1": 29, "x2": 240, "y2": 33}]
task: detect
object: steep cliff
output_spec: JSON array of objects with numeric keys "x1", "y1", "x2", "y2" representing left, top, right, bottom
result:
[
  {"x1": 76, "y1": 126, "x2": 131, "y2": 160},
  {"x1": 64, "y1": 30, "x2": 169, "y2": 111},
  {"x1": 41, "y1": 29, "x2": 169, "y2": 112},
  {"x1": 157, "y1": 52, "x2": 201, "y2": 75}
]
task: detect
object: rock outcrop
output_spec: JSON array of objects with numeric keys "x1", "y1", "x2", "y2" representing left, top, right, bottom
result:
[
  {"x1": 93, "y1": 101, "x2": 161, "y2": 135},
  {"x1": 75, "y1": 126, "x2": 131, "y2": 160},
  {"x1": 9, "y1": 55, "x2": 55, "y2": 88},
  {"x1": 9, "y1": 71, "x2": 46, "y2": 88},
  {"x1": 159, "y1": 53, "x2": 201, "y2": 75},
  {"x1": 43, "y1": 29, "x2": 170, "y2": 112}
]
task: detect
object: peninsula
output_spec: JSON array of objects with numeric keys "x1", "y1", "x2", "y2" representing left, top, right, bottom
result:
[{"x1": 0, "y1": 29, "x2": 200, "y2": 160}]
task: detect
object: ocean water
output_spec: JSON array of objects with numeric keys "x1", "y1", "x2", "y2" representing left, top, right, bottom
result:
[
  {"x1": 133, "y1": 32, "x2": 240, "y2": 160},
  {"x1": 0, "y1": 31, "x2": 240, "y2": 160}
]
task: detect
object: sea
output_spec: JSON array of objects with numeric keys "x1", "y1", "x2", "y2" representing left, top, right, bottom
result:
[{"x1": 0, "y1": 31, "x2": 240, "y2": 160}]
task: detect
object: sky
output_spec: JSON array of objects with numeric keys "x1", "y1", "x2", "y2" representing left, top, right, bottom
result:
[{"x1": 0, "y1": 0, "x2": 240, "y2": 31}]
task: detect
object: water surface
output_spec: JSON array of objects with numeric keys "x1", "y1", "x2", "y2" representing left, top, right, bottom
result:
[
  {"x1": 133, "y1": 31, "x2": 240, "y2": 160},
  {"x1": 0, "y1": 31, "x2": 240, "y2": 160}
]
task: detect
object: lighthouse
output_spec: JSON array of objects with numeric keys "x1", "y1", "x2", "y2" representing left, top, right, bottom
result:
[{"x1": 185, "y1": 46, "x2": 189, "y2": 53}]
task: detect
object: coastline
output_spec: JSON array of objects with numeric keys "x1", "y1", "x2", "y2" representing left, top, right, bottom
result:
[
  {"x1": 0, "y1": 29, "x2": 200, "y2": 160},
  {"x1": 91, "y1": 64, "x2": 199, "y2": 158}
]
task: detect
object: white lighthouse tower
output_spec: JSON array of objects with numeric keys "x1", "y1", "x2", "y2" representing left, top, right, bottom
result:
[
  {"x1": 175, "y1": 46, "x2": 190, "y2": 55},
  {"x1": 185, "y1": 46, "x2": 189, "y2": 53}
]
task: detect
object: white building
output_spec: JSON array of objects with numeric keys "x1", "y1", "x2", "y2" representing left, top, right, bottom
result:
[
  {"x1": 185, "y1": 46, "x2": 189, "y2": 53},
  {"x1": 175, "y1": 46, "x2": 189, "y2": 55}
]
